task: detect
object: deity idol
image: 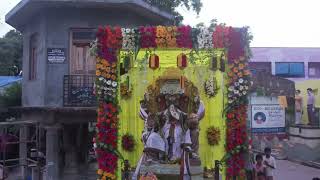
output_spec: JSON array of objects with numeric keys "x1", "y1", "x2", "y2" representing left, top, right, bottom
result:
[{"x1": 140, "y1": 92, "x2": 205, "y2": 163}]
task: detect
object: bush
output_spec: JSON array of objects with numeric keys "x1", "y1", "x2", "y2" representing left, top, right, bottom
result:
[{"x1": 0, "y1": 82, "x2": 21, "y2": 107}]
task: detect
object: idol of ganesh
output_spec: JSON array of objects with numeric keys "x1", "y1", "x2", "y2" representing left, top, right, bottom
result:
[{"x1": 140, "y1": 94, "x2": 205, "y2": 163}]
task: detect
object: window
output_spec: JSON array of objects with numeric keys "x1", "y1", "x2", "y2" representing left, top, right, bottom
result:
[
  {"x1": 29, "y1": 33, "x2": 38, "y2": 80},
  {"x1": 308, "y1": 62, "x2": 320, "y2": 78},
  {"x1": 275, "y1": 62, "x2": 304, "y2": 77},
  {"x1": 70, "y1": 29, "x2": 96, "y2": 75},
  {"x1": 249, "y1": 62, "x2": 272, "y2": 75}
]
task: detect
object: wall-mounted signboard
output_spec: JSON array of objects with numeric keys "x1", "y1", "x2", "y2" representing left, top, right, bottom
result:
[
  {"x1": 47, "y1": 48, "x2": 66, "y2": 63},
  {"x1": 251, "y1": 104, "x2": 286, "y2": 133}
]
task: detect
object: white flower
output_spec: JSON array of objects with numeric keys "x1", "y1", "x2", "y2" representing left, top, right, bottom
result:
[
  {"x1": 107, "y1": 80, "x2": 112, "y2": 85},
  {"x1": 228, "y1": 99, "x2": 234, "y2": 104},
  {"x1": 197, "y1": 27, "x2": 213, "y2": 49},
  {"x1": 239, "y1": 86, "x2": 244, "y2": 90},
  {"x1": 234, "y1": 90, "x2": 239, "y2": 94},
  {"x1": 228, "y1": 86, "x2": 234, "y2": 91},
  {"x1": 112, "y1": 81, "x2": 118, "y2": 87},
  {"x1": 243, "y1": 91, "x2": 247, "y2": 95},
  {"x1": 239, "y1": 78, "x2": 244, "y2": 84},
  {"x1": 245, "y1": 86, "x2": 249, "y2": 90},
  {"x1": 99, "y1": 77, "x2": 103, "y2": 81},
  {"x1": 234, "y1": 82, "x2": 240, "y2": 87}
]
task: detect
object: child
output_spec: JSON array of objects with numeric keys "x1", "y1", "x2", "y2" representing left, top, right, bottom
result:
[
  {"x1": 257, "y1": 172, "x2": 266, "y2": 180},
  {"x1": 254, "y1": 154, "x2": 266, "y2": 180},
  {"x1": 263, "y1": 147, "x2": 276, "y2": 180}
]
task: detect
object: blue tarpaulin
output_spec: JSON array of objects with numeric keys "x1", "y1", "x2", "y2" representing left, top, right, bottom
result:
[{"x1": 0, "y1": 76, "x2": 22, "y2": 88}]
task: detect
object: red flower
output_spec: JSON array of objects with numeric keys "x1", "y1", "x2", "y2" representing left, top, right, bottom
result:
[
  {"x1": 140, "y1": 26, "x2": 156, "y2": 48},
  {"x1": 176, "y1": 26, "x2": 193, "y2": 48}
]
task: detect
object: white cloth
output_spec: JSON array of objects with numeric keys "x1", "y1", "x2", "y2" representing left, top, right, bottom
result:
[
  {"x1": 162, "y1": 120, "x2": 192, "y2": 161},
  {"x1": 144, "y1": 132, "x2": 166, "y2": 152},
  {"x1": 263, "y1": 156, "x2": 276, "y2": 177},
  {"x1": 295, "y1": 112, "x2": 302, "y2": 124}
]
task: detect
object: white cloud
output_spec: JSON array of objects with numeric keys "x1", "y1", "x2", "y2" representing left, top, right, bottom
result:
[
  {"x1": 1, "y1": 0, "x2": 320, "y2": 47},
  {"x1": 179, "y1": 0, "x2": 320, "y2": 47},
  {"x1": 0, "y1": 0, "x2": 20, "y2": 37}
]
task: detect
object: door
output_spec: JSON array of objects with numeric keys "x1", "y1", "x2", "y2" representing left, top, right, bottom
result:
[
  {"x1": 70, "y1": 43, "x2": 95, "y2": 75},
  {"x1": 68, "y1": 29, "x2": 96, "y2": 106}
]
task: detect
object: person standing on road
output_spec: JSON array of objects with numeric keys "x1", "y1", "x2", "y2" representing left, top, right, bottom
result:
[
  {"x1": 307, "y1": 88, "x2": 316, "y2": 125},
  {"x1": 295, "y1": 90, "x2": 303, "y2": 125},
  {"x1": 263, "y1": 147, "x2": 276, "y2": 180},
  {"x1": 254, "y1": 154, "x2": 266, "y2": 180}
]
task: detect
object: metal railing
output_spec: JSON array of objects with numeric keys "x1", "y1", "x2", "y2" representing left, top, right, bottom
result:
[{"x1": 63, "y1": 75, "x2": 96, "y2": 107}]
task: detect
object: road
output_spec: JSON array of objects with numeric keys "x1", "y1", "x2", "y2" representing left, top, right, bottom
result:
[{"x1": 275, "y1": 160, "x2": 320, "y2": 180}]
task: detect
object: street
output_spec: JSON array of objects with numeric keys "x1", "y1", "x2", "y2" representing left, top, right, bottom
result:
[{"x1": 275, "y1": 160, "x2": 320, "y2": 180}]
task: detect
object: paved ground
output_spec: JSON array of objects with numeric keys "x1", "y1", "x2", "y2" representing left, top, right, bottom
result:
[{"x1": 275, "y1": 160, "x2": 320, "y2": 180}]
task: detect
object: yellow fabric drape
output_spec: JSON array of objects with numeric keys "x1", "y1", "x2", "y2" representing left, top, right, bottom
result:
[{"x1": 118, "y1": 50, "x2": 226, "y2": 179}]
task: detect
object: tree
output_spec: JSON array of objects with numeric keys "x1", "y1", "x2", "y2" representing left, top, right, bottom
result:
[
  {"x1": 0, "y1": 82, "x2": 22, "y2": 121},
  {"x1": 146, "y1": 0, "x2": 203, "y2": 24},
  {"x1": 0, "y1": 30, "x2": 23, "y2": 76}
]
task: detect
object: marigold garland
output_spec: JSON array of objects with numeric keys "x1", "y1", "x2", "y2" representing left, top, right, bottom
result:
[{"x1": 155, "y1": 26, "x2": 177, "y2": 48}]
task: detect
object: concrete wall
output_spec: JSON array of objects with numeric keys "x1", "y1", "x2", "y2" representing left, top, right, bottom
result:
[
  {"x1": 22, "y1": 7, "x2": 167, "y2": 107},
  {"x1": 250, "y1": 48, "x2": 320, "y2": 124},
  {"x1": 22, "y1": 11, "x2": 47, "y2": 107},
  {"x1": 251, "y1": 47, "x2": 320, "y2": 81}
]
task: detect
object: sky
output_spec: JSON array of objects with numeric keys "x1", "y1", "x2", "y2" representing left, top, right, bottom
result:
[{"x1": 1, "y1": 0, "x2": 320, "y2": 47}]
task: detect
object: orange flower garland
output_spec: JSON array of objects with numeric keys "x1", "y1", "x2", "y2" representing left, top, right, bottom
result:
[{"x1": 155, "y1": 26, "x2": 177, "y2": 48}]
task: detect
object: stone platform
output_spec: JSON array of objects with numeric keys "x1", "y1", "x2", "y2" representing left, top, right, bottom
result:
[
  {"x1": 140, "y1": 164, "x2": 204, "y2": 180},
  {"x1": 289, "y1": 125, "x2": 320, "y2": 149},
  {"x1": 287, "y1": 125, "x2": 320, "y2": 162}
]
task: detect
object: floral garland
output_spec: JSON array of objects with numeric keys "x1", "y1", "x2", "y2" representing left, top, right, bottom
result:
[
  {"x1": 121, "y1": 28, "x2": 137, "y2": 50},
  {"x1": 95, "y1": 26, "x2": 122, "y2": 180},
  {"x1": 213, "y1": 25, "x2": 231, "y2": 49},
  {"x1": 96, "y1": 26, "x2": 122, "y2": 62},
  {"x1": 206, "y1": 126, "x2": 221, "y2": 146},
  {"x1": 225, "y1": 105, "x2": 248, "y2": 178},
  {"x1": 223, "y1": 28, "x2": 252, "y2": 180},
  {"x1": 139, "y1": 26, "x2": 157, "y2": 48},
  {"x1": 197, "y1": 27, "x2": 213, "y2": 49},
  {"x1": 176, "y1": 25, "x2": 193, "y2": 48},
  {"x1": 121, "y1": 133, "x2": 135, "y2": 152},
  {"x1": 227, "y1": 56, "x2": 251, "y2": 104},
  {"x1": 155, "y1": 26, "x2": 177, "y2": 48},
  {"x1": 95, "y1": 58, "x2": 118, "y2": 102},
  {"x1": 204, "y1": 77, "x2": 219, "y2": 98}
]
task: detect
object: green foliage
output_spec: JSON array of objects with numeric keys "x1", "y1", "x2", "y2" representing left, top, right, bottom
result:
[
  {"x1": 0, "y1": 30, "x2": 23, "y2": 76},
  {"x1": 145, "y1": 0, "x2": 203, "y2": 24},
  {"x1": 0, "y1": 82, "x2": 22, "y2": 107}
]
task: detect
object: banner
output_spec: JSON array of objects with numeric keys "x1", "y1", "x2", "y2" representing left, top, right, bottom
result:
[{"x1": 251, "y1": 105, "x2": 285, "y2": 133}]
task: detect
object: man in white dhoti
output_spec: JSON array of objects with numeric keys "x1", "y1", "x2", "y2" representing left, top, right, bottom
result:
[{"x1": 161, "y1": 104, "x2": 192, "y2": 161}]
